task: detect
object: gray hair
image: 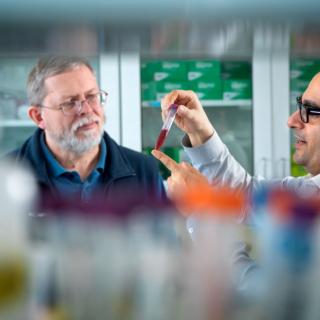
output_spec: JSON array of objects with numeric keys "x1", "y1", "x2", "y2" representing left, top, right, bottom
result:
[{"x1": 27, "y1": 56, "x2": 94, "y2": 105}]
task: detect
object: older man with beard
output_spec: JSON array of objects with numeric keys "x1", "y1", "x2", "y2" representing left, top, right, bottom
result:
[
  {"x1": 7, "y1": 56, "x2": 166, "y2": 205},
  {"x1": 150, "y1": 78, "x2": 320, "y2": 292}
]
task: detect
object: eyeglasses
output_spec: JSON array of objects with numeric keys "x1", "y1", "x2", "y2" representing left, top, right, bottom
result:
[
  {"x1": 38, "y1": 90, "x2": 108, "y2": 116},
  {"x1": 296, "y1": 96, "x2": 320, "y2": 123}
]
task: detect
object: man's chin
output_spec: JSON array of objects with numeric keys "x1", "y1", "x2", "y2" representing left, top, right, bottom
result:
[
  {"x1": 293, "y1": 153, "x2": 306, "y2": 167},
  {"x1": 78, "y1": 135, "x2": 102, "y2": 147},
  {"x1": 73, "y1": 133, "x2": 97, "y2": 145},
  {"x1": 58, "y1": 134, "x2": 102, "y2": 154},
  {"x1": 70, "y1": 141, "x2": 100, "y2": 154}
]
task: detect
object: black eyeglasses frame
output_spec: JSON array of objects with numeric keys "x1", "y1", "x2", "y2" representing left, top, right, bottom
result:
[{"x1": 296, "y1": 96, "x2": 320, "y2": 123}]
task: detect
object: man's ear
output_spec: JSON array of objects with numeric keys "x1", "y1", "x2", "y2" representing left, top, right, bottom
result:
[{"x1": 28, "y1": 106, "x2": 45, "y2": 129}]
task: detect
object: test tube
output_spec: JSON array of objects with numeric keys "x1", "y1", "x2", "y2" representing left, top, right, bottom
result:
[{"x1": 154, "y1": 104, "x2": 178, "y2": 150}]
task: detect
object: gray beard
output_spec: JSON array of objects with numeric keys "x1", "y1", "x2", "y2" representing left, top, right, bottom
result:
[
  {"x1": 55, "y1": 130, "x2": 103, "y2": 155},
  {"x1": 46, "y1": 116, "x2": 104, "y2": 155}
]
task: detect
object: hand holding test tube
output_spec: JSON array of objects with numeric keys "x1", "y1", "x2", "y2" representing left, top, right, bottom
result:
[{"x1": 154, "y1": 104, "x2": 178, "y2": 150}]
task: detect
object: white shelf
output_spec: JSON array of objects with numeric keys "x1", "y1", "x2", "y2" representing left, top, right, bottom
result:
[
  {"x1": 0, "y1": 120, "x2": 35, "y2": 127},
  {"x1": 142, "y1": 99, "x2": 252, "y2": 108}
]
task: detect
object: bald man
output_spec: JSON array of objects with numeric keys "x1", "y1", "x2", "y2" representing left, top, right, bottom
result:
[{"x1": 152, "y1": 74, "x2": 320, "y2": 214}]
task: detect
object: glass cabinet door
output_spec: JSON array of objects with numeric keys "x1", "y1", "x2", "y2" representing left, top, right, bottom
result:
[
  {"x1": 0, "y1": 57, "x2": 37, "y2": 155},
  {"x1": 116, "y1": 24, "x2": 292, "y2": 180},
  {"x1": 132, "y1": 23, "x2": 255, "y2": 179},
  {"x1": 141, "y1": 59, "x2": 253, "y2": 179}
]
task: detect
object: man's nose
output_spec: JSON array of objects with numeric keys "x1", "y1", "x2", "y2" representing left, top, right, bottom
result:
[
  {"x1": 78, "y1": 99, "x2": 92, "y2": 115},
  {"x1": 287, "y1": 109, "x2": 303, "y2": 129}
]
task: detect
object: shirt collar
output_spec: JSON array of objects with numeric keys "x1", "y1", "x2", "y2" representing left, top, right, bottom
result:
[{"x1": 40, "y1": 132, "x2": 107, "y2": 178}]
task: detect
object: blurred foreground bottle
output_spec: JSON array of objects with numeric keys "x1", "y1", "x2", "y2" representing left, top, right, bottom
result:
[
  {"x1": 0, "y1": 160, "x2": 36, "y2": 320},
  {"x1": 173, "y1": 181, "x2": 248, "y2": 320},
  {"x1": 257, "y1": 188, "x2": 320, "y2": 320}
]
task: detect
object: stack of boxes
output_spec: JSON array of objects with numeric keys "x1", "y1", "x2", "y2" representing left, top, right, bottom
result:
[
  {"x1": 141, "y1": 61, "x2": 188, "y2": 103},
  {"x1": 221, "y1": 61, "x2": 252, "y2": 100},
  {"x1": 141, "y1": 59, "x2": 252, "y2": 179},
  {"x1": 187, "y1": 60, "x2": 222, "y2": 100},
  {"x1": 141, "y1": 59, "x2": 252, "y2": 104}
]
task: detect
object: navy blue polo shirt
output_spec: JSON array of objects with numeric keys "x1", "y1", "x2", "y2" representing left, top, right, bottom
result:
[{"x1": 40, "y1": 134, "x2": 107, "y2": 201}]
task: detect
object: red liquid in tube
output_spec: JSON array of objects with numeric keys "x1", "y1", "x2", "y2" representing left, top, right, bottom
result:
[{"x1": 155, "y1": 129, "x2": 168, "y2": 150}]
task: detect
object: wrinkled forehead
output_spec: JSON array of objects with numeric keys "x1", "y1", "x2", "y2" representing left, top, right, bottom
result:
[
  {"x1": 43, "y1": 65, "x2": 98, "y2": 100},
  {"x1": 46, "y1": 64, "x2": 95, "y2": 80}
]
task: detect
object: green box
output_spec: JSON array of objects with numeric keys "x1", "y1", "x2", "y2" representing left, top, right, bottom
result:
[
  {"x1": 155, "y1": 82, "x2": 189, "y2": 100},
  {"x1": 189, "y1": 80, "x2": 222, "y2": 100},
  {"x1": 142, "y1": 61, "x2": 185, "y2": 82},
  {"x1": 187, "y1": 60, "x2": 221, "y2": 82},
  {"x1": 290, "y1": 59, "x2": 320, "y2": 80},
  {"x1": 151, "y1": 61, "x2": 188, "y2": 82},
  {"x1": 221, "y1": 61, "x2": 251, "y2": 79},
  {"x1": 223, "y1": 79, "x2": 252, "y2": 100},
  {"x1": 141, "y1": 61, "x2": 157, "y2": 82},
  {"x1": 141, "y1": 82, "x2": 156, "y2": 101}
]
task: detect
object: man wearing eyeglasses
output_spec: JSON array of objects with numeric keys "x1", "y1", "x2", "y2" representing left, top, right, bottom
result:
[
  {"x1": 152, "y1": 73, "x2": 320, "y2": 212},
  {"x1": 7, "y1": 56, "x2": 166, "y2": 204},
  {"x1": 149, "y1": 76, "x2": 320, "y2": 294}
]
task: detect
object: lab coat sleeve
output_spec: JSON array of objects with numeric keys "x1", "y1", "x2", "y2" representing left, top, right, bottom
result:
[{"x1": 183, "y1": 133, "x2": 254, "y2": 191}]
